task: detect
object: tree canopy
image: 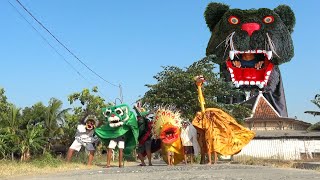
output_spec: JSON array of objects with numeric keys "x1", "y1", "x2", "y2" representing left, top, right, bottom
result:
[
  {"x1": 0, "y1": 87, "x2": 111, "y2": 161},
  {"x1": 140, "y1": 56, "x2": 251, "y2": 122}
]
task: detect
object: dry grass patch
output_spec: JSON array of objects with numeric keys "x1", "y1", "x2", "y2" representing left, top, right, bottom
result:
[
  {"x1": 0, "y1": 161, "x2": 91, "y2": 178},
  {"x1": 232, "y1": 156, "x2": 295, "y2": 168},
  {"x1": 0, "y1": 152, "x2": 140, "y2": 179}
]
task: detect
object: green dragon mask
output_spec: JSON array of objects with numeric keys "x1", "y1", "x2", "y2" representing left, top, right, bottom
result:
[{"x1": 95, "y1": 104, "x2": 139, "y2": 156}]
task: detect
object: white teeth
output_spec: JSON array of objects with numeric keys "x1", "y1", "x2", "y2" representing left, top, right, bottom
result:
[
  {"x1": 227, "y1": 49, "x2": 273, "y2": 89},
  {"x1": 258, "y1": 84, "x2": 264, "y2": 89},
  {"x1": 266, "y1": 51, "x2": 272, "y2": 60},
  {"x1": 229, "y1": 51, "x2": 235, "y2": 60},
  {"x1": 265, "y1": 75, "x2": 269, "y2": 80},
  {"x1": 230, "y1": 80, "x2": 268, "y2": 88},
  {"x1": 234, "y1": 81, "x2": 239, "y2": 88}
]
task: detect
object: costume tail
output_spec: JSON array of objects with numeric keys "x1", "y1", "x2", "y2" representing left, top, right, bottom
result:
[{"x1": 193, "y1": 108, "x2": 255, "y2": 155}]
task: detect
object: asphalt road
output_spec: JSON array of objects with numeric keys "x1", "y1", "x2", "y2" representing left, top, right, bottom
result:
[{"x1": 11, "y1": 162, "x2": 320, "y2": 180}]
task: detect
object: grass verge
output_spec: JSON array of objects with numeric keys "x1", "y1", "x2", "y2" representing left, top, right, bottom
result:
[{"x1": 0, "y1": 151, "x2": 137, "y2": 179}]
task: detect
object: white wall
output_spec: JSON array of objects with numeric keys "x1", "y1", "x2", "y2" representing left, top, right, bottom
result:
[{"x1": 233, "y1": 139, "x2": 320, "y2": 160}]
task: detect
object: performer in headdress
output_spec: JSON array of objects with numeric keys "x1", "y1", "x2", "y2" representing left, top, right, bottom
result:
[{"x1": 66, "y1": 115, "x2": 99, "y2": 166}]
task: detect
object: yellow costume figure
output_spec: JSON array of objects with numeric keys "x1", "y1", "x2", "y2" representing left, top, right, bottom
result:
[
  {"x1": 192, "y1": 75, "x2": 255, "y2": 163},
  {"x1": 152, "y1": 107, "x2": 184, "y2": 165}
]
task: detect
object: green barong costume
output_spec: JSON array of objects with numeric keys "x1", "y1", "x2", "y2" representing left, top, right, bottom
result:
[{"x1": 95, "y1": 104, "x2": 139, "y2": 156}]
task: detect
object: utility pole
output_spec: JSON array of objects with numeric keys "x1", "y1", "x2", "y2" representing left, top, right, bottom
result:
[{"x1": 119, "y1": 84, "x2": 123, "y2": 103}]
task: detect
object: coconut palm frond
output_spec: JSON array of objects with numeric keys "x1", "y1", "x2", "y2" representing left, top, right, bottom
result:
[{"x1": 304, "y1": 111, "x2": 320, "y2": 116}]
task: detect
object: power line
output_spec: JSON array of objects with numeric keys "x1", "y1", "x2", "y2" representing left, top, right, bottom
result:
[
  {"x1": 8, "y1": 0, "x2": 88, "y2": 82},
  {"x1": 15, "y1": 0, "x2": 120, "y2": 89},
  {"x1": 11, "y1": 0, "x2": 124, "y2": 102},
  {"x1": 8, "y1": 0, "x2": 112, "y2": 101}
]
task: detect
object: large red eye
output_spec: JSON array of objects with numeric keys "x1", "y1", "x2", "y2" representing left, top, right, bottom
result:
[
  {"x1": 228, "y1": 16, "x2": 240, "y2": 25},
  {"x1": 263, "y1": 16, "x2": 274, "y2": 24}
]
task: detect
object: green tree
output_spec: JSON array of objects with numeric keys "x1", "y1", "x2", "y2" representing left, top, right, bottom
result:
[
  {"x1": 22, "y1": 102, "x2": 47, "y2": 127},
  {"x1": 1, "y1": 104, "x2": 22, "y2": 160},
  {"x1": 1, "y1": 103, "x2": 47, "y2": 161},
  {"x1": 0, "y1": 88, "x2": 10, "y2": 130},
  {"x1": 305, "y1": 94, "x2": 320, "y2": 131},
  {"x1": 0, "y1": 88, "x2": 9, "y2": 114},
  {"x1": 68, "y1": 86, "x2": 110, "y2": 119},
  {"x1": 140, "y1": 56, "x2": 250, "y2": 121},
  {"x1": 59, "y1": 113, "x2": 78, "y2": 147},
  {"x1": 305, "y1": 94, "x2": 320, "y2": 117},
  {"x1": 19, "y1": 124, "x2": 46, "y2": 161},
  {"x1": 43, "y1": 98, "x2": 70, "y2": 152},
  {"x1": 64, "y1": 87, "x2": 111, "y2": 147},
  {"x1": 0, "y1": 88, "x2": 11, "y2": 159},
  {"x1": 20, "y1": 102, "x2": 52, "y2": 158},
  {"x1": 0, "y1": 88, "x2": 69, "y2": 160},
  {"x1": 0, "y1": 132, "x2": 10, "y2": 159}
]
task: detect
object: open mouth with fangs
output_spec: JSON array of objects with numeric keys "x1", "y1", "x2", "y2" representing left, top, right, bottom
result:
[
  {"x1": 159, "y1": 124, "x2": 180, "y2": 144},
  {"x1": 226, "y1": 49, "x2": 274, "y2": 89},
  {"x1": 108, "y1": 116, "x2": 124, "y2": 128}
]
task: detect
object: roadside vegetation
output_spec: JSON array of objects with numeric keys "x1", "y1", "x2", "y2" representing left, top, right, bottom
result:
[
  {"x1": 0, "y1": 152, "x2": 90, "y2": 178},
  {"x1": 0, "y1": 57, "x2": 319, "y2": 178},
  {"x1": 0, "y1": 57, "x2": 250, "y2": 164}
]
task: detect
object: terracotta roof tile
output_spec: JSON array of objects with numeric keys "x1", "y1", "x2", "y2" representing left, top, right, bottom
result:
[{"x1": 253, "y1": 96, "x2": 279, "y2": 118}]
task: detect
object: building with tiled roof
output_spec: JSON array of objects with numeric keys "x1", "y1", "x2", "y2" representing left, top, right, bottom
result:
[
  {"x1": 232, "y1": 92, "x2": 320, "y2": 161},
  {"x1": 242, "y1": 92, "x2": 311, "y2": 131}
]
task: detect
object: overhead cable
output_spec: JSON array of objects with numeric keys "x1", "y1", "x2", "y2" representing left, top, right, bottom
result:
[{"x1": 15, "y1": 0, "x2": 120, "y2": 88}]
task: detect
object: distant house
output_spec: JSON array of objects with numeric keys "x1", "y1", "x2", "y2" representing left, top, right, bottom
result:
[
  {"x1": 243, "y1": 92, "x2": 311, "y2": 131},
  {"x1": 233, "y1": 92, "x2": 320, "y2": 160}
]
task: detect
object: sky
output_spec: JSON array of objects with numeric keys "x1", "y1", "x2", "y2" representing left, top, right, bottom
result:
[{"x1": 1, "y1": 0, "x2": 319, "y2": 123}]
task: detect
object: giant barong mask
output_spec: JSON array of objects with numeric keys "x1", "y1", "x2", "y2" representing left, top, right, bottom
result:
[{"x1": 205, "y1": 3, "x2": 295, "y2": 88}]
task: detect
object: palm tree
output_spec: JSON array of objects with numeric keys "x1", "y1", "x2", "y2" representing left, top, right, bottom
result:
[
  {"x1": 1, "y1": 104, "x2": 22, "y2": 160},
  {"x1": 304, "y1": 94, "x2": 320, "y2": 116},
  {"x1": 305, "y1": 94, "x2": 320, "y2": 131},
  {"x1": 44, "y1": 98, "x2": 70, "y2": 152}
]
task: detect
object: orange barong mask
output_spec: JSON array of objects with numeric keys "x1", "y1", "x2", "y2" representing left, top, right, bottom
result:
[{"x1": 152, "y1": 107, "x2": 184, "y2": 165}]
